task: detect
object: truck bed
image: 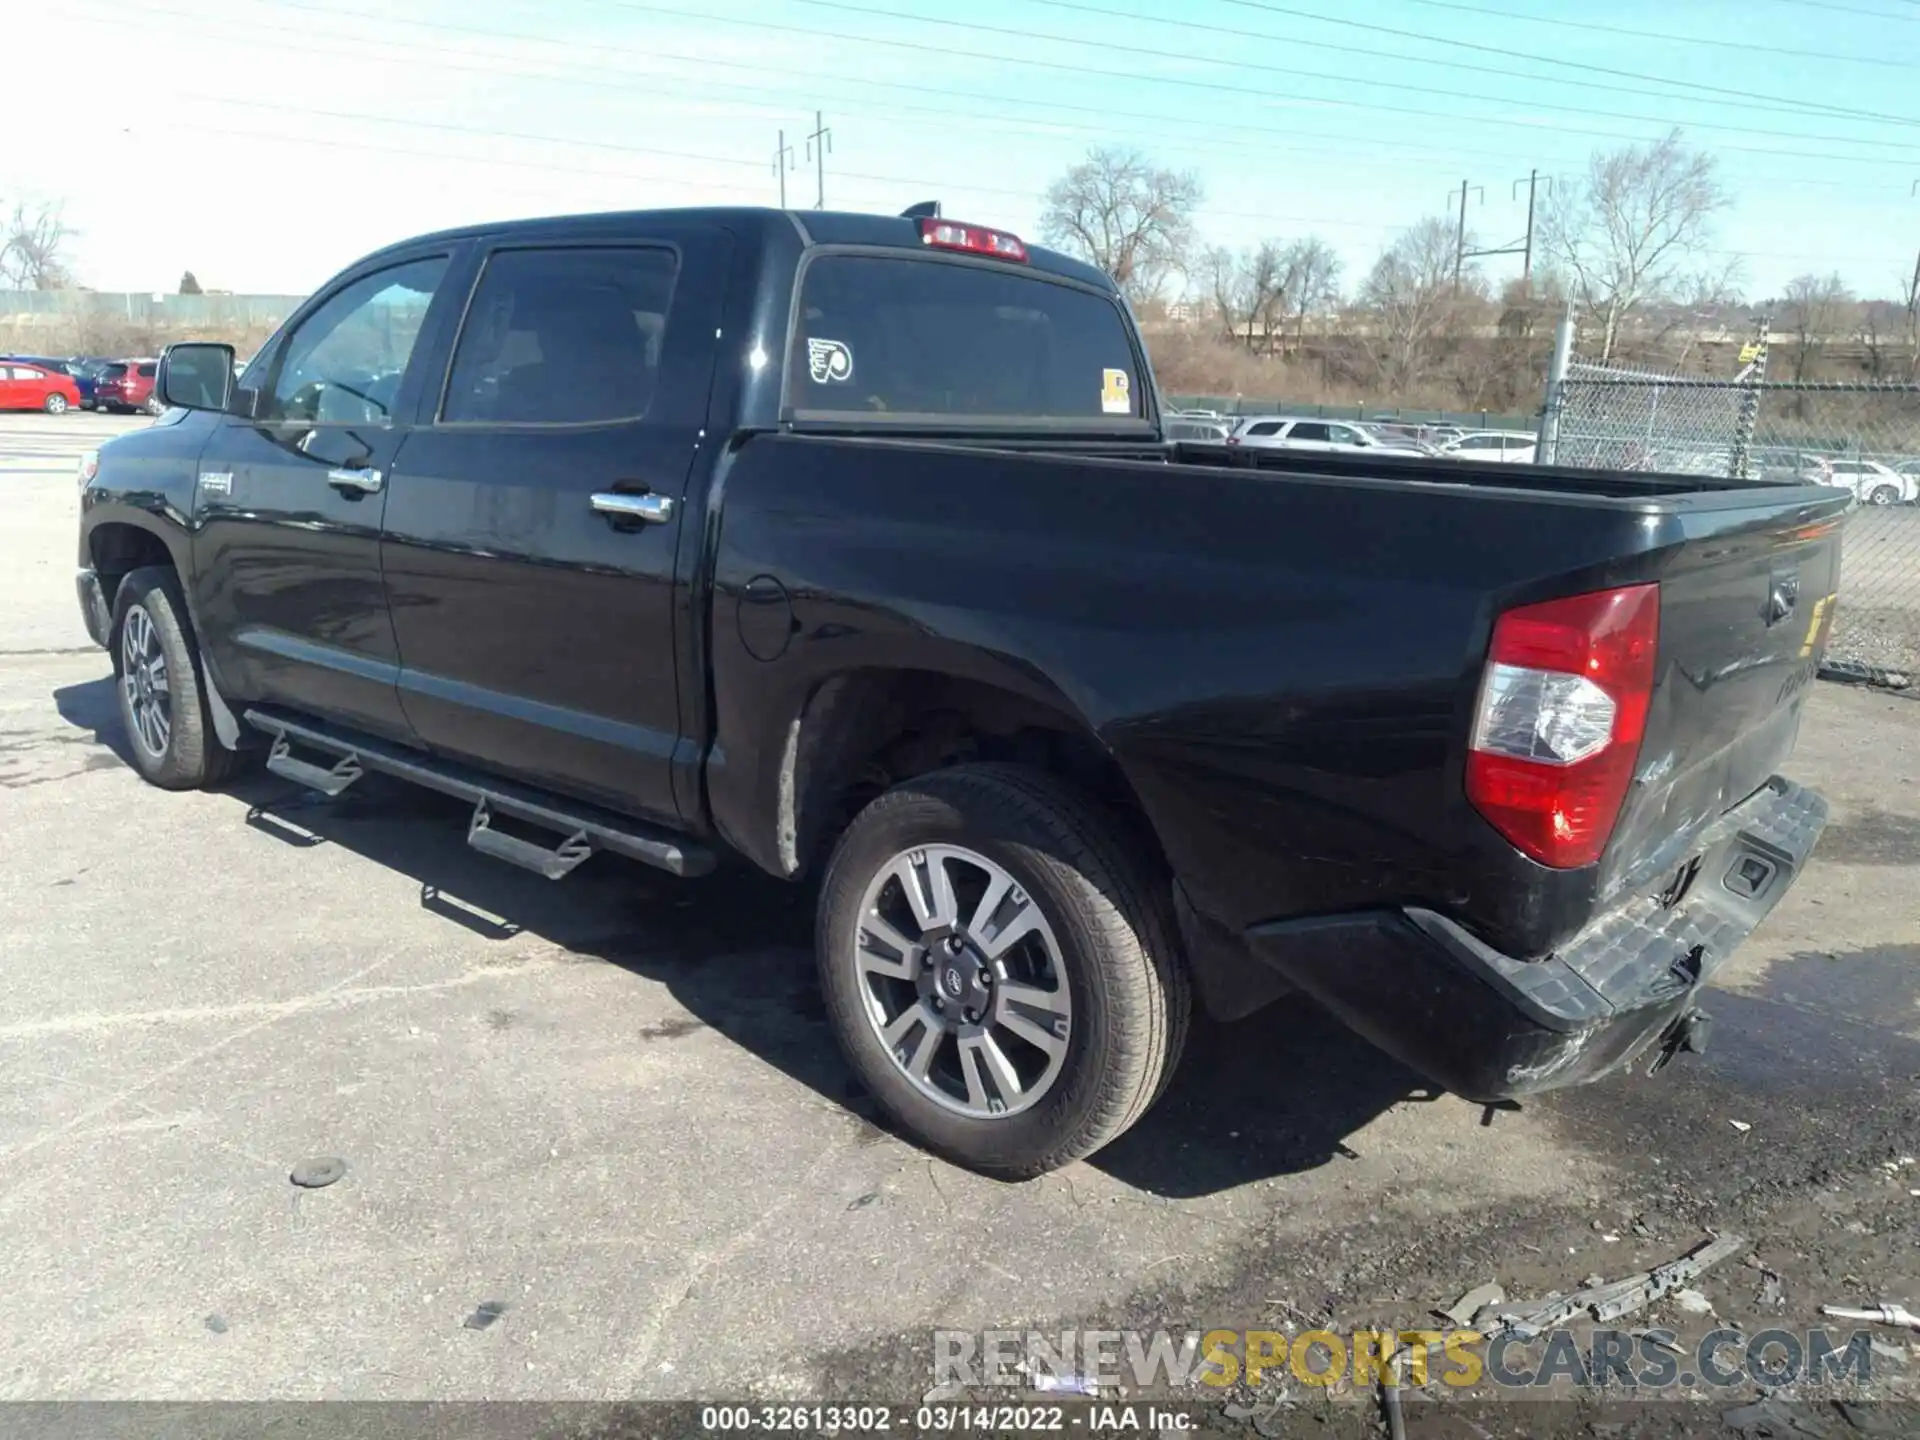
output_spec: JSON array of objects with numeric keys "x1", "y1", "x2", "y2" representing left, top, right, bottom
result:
[
  {"x1": 708, "y1": 431, "x2": 1850, "y2": 966},
  {"x1": 1170, "y1": 436, "x2": 1815, "y2": 501}
]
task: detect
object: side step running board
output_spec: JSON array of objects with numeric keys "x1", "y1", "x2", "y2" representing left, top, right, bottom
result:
[
  {"x1": 242, "y1": 707, "x2": 717, "y2": 879},
  {"x1": 467, "y1": 798, "x2": 593, "y2": 880},
  {"x1": 266, "y1": 734, "x2": 364, "y2": 797}
]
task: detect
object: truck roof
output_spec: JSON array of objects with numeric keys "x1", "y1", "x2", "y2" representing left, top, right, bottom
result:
[{"x1": 358, "y1": 206, "x2": 1117, "y2": 294}]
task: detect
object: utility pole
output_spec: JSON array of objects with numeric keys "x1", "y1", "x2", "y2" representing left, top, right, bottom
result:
[
  {"x1": 1449, "y1": 180, "x2": 1483, "y2": 289},
  {"x1": 806, "y1": 111, "x2": 832, "y2": 210},
  {"x1": 1453, "y1": 179, "x2": 1470, "y2": 289},
  {"x1": 1517, "y1": 169, "x2": 1542, "y2": 285},
  {"x1": 1459, "y1": 172, "x2": 1550, "y2": 293},
  {"x1": 772, "y1": 130, "x2": 794, "y2": 208}
]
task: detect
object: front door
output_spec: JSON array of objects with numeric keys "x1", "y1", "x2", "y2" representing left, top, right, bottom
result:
[
  {"x1": 190, "y1": 252, "x2": 458, "y2": 741},
  {"x1": 379, "y1": 232, "x2": 731, "y2": 824}
]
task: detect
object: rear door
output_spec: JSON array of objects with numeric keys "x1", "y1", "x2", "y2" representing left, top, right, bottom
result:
[
  {"x1": 1281, "y1": 421, "x2": 1335, "y2": 452},
  {"x1": 190, "y1": 250, "x2": 459, "y2": 741},
  {"x1": 0, "y1": 367, "x2": 25, "y2": 408},
  {"x1": 378, "y1": 227, "x2": 733, "y2": 824}
]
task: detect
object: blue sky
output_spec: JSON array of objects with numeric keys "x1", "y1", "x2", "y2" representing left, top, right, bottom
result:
[{"x1": 9, "y1": 0, "x2": 1920, "y2": 300}]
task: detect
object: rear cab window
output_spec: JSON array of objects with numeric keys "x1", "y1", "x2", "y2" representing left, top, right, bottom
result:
[{"x1": 786, "y1": 252, "x2": 1148, "y2": 429}]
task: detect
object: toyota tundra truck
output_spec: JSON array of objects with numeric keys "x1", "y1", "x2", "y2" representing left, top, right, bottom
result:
[{"x1": 75, "y1": 204, "x2": 1846, "y2": 1176}]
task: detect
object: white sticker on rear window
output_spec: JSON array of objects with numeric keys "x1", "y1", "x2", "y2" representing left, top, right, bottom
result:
[
  {"x1": 1101, "y1": 368, "x2": 1131, "y2": 414},
  {"x1": 807, "y1": 337, "x2": 853, "y2": 384}
]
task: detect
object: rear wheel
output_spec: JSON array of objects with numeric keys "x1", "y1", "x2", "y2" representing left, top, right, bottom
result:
[
  {"x1": 816, "y1": 763, "x2": 1189, "y2": 1177},
  {"x1": 143, "y1": 393, "x2": 164, "y2": 416},
  {"x1": 43, "y1": 392, "x2": 70, "y2": 415},
  {"x1": 111, "y1": 567, "x2": 238, "y2": 790},
  {"x1": 1867, "y1": 484, "x2": 1899, "y2": 507}
]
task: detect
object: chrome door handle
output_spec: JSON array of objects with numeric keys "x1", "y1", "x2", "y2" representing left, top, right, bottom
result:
[
  {"x1": 326, "y1": 466, "x2": 384, "y2": 494},
  {"x1": 591, "y1": 492, "x2": 674, "y2": 525}
]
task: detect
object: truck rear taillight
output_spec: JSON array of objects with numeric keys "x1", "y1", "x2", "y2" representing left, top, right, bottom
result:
[
  {"x1": 918, "y1": 218, "x2": 1028, "y2": 262},
  {"x1": 1466, "y1": 584, "x2": 1660, "y2": 869}
]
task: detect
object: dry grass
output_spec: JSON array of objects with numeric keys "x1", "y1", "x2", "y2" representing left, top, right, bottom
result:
[{"x1": 0, "y1": 317, "x2": 278, "y2": 361}]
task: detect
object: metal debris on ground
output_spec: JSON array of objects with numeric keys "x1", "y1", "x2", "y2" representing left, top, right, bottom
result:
[
  {"x1": 1731, "y1": 1120, "x2": 1754, "y2": 1133},
  {"x1": 1819, "y1": 659, "x2": 1911, "y2": 691},
  {"x1": 1379, "y1": 1340, "x2": 1405, "y2": 1440},
  {"x1": 1758, "y1": 1270, "x2": 1787, "y2": 1312},
  {"x1": 1869, "y1": 1341, "x2": 1909, "y2": 1366},
  {"x1": 1031, "y1": 1372, "x2": 1098, "y2": 1395},
  {"x1": 1675, "y1": 1288, "x2": 1715, "y2": 1315},
  {"x1": 1441, "y1": 1282, "x2": 1505, "y2": 1326},
  {"x1": 463, "y1": 1300, "x2": 510, "y2": 1331},
  {"x1": 1468, "y1": 1234, "x2": 1745, "y2": 1340},
  {"x1": 1635, "y1": 1329, "x2": 1685, "y2": 1355},
  {"x1": 288, "y1": 1157, "x2": 347, "y2": 1189},
  {"x1": 1820, "y1": 1303, "x2": 1920, "y2": 1331}
]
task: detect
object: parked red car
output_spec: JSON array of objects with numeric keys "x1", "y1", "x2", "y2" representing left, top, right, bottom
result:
[
  {"x1": 93, "y1": 359, "x2": 162, "y2": 414},
  {"x1": 0, "y1": 362, "x2": 83, "y2": 414}
]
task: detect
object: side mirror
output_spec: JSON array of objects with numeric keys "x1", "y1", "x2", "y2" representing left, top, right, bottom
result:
[{"x1": 156, "y1": 342, "x2": 235, "y2": 412}]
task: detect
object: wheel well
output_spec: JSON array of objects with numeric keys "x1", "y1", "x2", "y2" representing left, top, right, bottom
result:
[
  {"x1": 89, "y1": 524, "x2": 175, "y2": 605},
  {"x1": 784, "y1": 669, "x2": 1162, "y2": 878}
]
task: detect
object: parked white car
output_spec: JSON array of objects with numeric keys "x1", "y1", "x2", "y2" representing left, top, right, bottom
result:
[
  {"x1": 1442, "y1": 430, "x2": 1539, "y2": 465},
  {"x1": 1227, "y1": 416, "x2": 1382, "y2": 454},
  {"x1": 1798, "y1": 457, "x2": 1916, "y2": 507}
]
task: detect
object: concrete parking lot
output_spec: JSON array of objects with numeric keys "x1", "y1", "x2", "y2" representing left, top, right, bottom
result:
[{"x1": 2, "y1": 412, "x2": 1917, "y2": 1419}]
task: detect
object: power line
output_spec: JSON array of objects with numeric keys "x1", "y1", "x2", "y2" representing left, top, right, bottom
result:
[
  {"x1": 169, "y1": 96, "x2": 1907, "y2": 266},
  {"x1": 1210, "y1": 0, "x2": 1920, "y2": 129},
  {"x1": 773, "y1": 0, "x2": 1920, "y2": 148},
  {"x1": 1764, "y1": 0, "x2": 1920, "y2": 19},
  {"x1": 1397, "y1": 0, "x2": 1908, "y2": 68},
  {"x1": 1018, "y1": 0, "x2": 1920, "y2": 130},
  {"x1": 77, "y1": 0, "x2": 1609, "y2": 181},
  {"x1": 109, "y1": 0, "x2": 1920, "y2": 175}
]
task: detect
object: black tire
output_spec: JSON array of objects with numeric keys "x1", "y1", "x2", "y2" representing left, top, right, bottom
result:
[
  {"x1": 1867, "y1": 484, "x2": 1899, "y2": 507},
  {"x1": 816, "y1": 763, "x2": 1190, "y2": 1177},
  {"x1": 110, "y1": 567, "x2": 239, "y2": 790},
  {"x1": 44, "y1": 392, "x2": 70, "y2": 415}
]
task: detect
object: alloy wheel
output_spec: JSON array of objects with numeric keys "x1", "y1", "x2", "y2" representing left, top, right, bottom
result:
[
  {"x1": 853, "y1": 844, "x2": 1072, "y2": 1118},
  {"x1": 120, "y1": 604, "x2": 172, "y2": 758}
]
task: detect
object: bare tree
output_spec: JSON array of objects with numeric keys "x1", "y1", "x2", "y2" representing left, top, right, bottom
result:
[
  {"x1": 1202, "y1": 241, "x2": 1286, "y2": 352},
  {"x1": 1779, "y1": 271, "x2": 1853, "y2": 381},
  {"x1": 1540, "y1": 129, "x2": 1727, "y2": 362},
  {"x1": 179, "y1": 270, "x2": 203, "y2": 296},
  {"x1": 1, "y1": 198, "x2": 75, "y2": 290},
  {"x1": 1040, "y1": 148, "x2": 1202, "y2": 303},
  {"x1": 1855, "y1": 299, "x2": 1901, "y2": 379},
  {"x1": 1280, "y1": 237, "x2": 1341, "y2": 356},
  {"x1": 1357, "y1": 216, "x2": 1472, "y2": 394}
]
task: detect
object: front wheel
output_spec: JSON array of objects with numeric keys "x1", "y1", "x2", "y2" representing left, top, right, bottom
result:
[
  {"x1": 111, "y1": 567, "x2": 238, "y2": 790},
  {"x1": 44, "y1": 392, "x2": 70, "y2": 415},
  {"x1": 816, "y1": 764, "x2": 1189, "y2": 1177},
  {"x1": 1866, "y1": 484, "x2": 1899, "y2": 507}
]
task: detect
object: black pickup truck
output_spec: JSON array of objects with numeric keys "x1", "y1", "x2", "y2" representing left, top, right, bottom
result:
[{"x1": 76, "y1": 205, "x2": 1847, "y2": 1176}]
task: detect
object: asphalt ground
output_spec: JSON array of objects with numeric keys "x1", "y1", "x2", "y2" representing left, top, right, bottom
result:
[{"x1": 1, "y1": 412, "x2": 1916, "y2": 1432}]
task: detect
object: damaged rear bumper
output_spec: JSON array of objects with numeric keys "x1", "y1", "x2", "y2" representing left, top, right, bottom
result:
[{"x1": 1243, "y1": 776, "x2": 1827, "y2": 1101}]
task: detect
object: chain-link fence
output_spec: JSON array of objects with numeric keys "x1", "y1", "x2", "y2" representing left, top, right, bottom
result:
[{"x1": 1546, "y1": 362, "x2": 1920, "y2": 682}]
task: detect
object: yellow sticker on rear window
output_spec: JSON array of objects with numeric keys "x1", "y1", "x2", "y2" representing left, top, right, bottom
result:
[{"x1": 1101, "y1": 368, "x2": 1131, "y2": 415}]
